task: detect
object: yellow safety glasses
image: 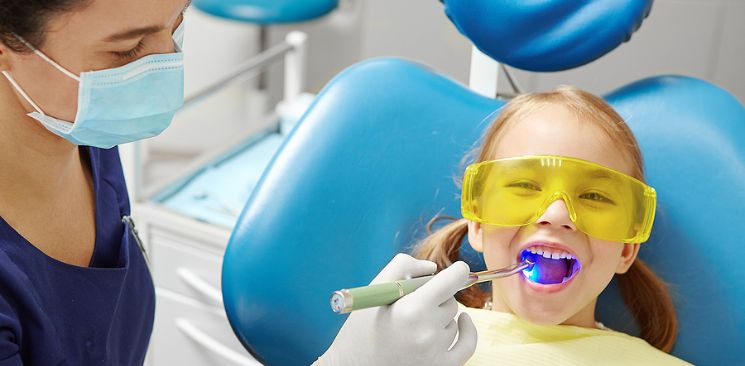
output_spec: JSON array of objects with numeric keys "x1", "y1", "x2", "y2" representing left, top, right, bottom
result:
[{"x1": 461, "y1": 155, "x2": 656, "y2": 243}]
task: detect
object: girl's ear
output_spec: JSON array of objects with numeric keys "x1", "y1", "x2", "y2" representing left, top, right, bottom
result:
[
  {"x1": 616, "y1": 243, "x2": 640, "y2": 274},
  {"x1": 467, "y1": 220, "x2": 484, "y2": 253}
]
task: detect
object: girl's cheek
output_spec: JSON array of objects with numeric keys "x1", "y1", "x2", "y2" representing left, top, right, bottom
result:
[{"x1": 482, "y1": 228, "x2": 521, "y2": 265}]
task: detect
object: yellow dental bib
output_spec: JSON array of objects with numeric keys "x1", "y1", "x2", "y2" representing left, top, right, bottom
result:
[{"x1": 459, "y1": 305, "x2": 691, "y2": 366}]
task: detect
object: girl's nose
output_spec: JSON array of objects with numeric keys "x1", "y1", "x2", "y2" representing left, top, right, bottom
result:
[{"x1": 535, "y1": 199, "x2": 577, "y2": 232}]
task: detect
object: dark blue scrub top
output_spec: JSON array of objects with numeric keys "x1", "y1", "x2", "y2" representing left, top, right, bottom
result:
[{"x1": 0, "y1": 147, "x2": 155, "y2": 365}]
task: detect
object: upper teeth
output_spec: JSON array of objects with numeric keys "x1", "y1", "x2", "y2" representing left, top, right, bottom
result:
[{"x1": 527, "y1": 246, "x2": 575, "y2": 260}]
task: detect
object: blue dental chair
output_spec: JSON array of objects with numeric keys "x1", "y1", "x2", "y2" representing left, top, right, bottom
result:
[
  {"x1": 194, "y1": 0, "x2": 338, "y2": 24},
  {"x1": 222, "y1": 1, "x2": 745, "y2": 365}
]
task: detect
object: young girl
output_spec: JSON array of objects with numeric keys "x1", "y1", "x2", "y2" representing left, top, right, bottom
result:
[{"x1": 415, "y1": 86, "x2": 691, "y2": 365}]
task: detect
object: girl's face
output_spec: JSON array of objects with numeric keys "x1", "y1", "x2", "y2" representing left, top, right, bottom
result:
[
  {"x1": 467, "y1": 104, "x2": 640, "y2": 328},
  {"x1": 0, "y1": 0, "x2": 190, "y2": 122}
]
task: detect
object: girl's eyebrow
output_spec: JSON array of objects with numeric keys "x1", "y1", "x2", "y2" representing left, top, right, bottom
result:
[
  {"x1": 587, "y1": 169, "x2": 615, "y2": 180},
  {"x1": 103, "y1": 0, "x2": 192, "y2": 42}
]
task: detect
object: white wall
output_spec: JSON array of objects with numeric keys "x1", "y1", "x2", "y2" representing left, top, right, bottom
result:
[
  {"x1": 152, "y1": 0, "x2": 745, "y2": 155},
  {"x1": 147, "y1": 10, "x2": 266, "y2": 154},
  {"x1": 270, "y1": 0, "x2": 745, "y2": 101},
  {"x1": 511, "y1": 0, "x2": 745, "y2": 101}
]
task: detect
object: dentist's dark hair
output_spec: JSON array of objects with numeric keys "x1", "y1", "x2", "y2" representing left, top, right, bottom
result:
[
  {"x1": 414, "y1": 86, "x2": 678, "y2": 353},
  {"x1": 0, "y1": 0, "x2": 91, "y2": 52}
]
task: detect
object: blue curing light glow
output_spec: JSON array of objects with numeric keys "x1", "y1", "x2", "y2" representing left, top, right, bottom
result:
[
  {"x1": 520, "y1": 250, "x2": 541, "y2": 282},
  {"x1": 519, "y1": 249, "x2": 581, "y2": 285},
  {"x1": 522, "y1": 263, "x2": 540, "y2": 282}
]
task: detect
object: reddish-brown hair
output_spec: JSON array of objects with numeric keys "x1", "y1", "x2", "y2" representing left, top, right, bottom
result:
[{"x1": 414, "y1": 86, "x2": 678, "y2": 352}]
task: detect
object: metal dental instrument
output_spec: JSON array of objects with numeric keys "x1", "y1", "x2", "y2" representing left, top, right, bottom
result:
[{"x1": 330, "y1": 260, "x2": 534, "y2": 314}]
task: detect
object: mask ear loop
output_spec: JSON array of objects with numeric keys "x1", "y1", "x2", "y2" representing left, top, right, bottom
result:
[
  {"x1": 1, "y1": 70, "x2": 46, "y2": 115},
  {"x1": 2, "y1": 34, "x2": 82, "y2": 117},
  {"x1": 12, "y1": 34, "x2": 80, "y2": 82}
]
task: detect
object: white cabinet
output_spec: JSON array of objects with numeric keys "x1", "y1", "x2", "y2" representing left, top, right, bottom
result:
[
  {"x1": 135, "y1": 203, "x2": 262, "y2": 366},
  {"x1": 128, "y1": 112, "x2": 306, "y2": 366},
  {"x1": 117, "y1": 17, "x2": 311, "y2": 364}
]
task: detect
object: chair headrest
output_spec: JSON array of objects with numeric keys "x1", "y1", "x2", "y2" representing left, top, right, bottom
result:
[
  {"x1": 193, "y1": 0, "x2": 338, "y2": 24},
  {"x1": 442, "y1": 0, "x2": 653, "y2": 71}
]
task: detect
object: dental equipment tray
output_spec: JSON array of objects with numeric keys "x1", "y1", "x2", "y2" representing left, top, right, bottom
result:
[{"x1": 153, "y1": 131, "x2": 284, "y2": 229}]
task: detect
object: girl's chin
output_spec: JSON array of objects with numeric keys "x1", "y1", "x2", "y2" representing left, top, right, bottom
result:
[
  {"x1": 500, "y1": 286, "x2": 577, "y2": 325},
  {"x1": 505, "y1": 296, "x2": 595, "y2": 328},
  {"x1": 514, "y1": 311, "x2": 567, "y2": 326}
]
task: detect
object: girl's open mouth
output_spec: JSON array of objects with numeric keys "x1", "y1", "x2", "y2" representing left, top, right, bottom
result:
[{"x1": 519, "y1": 246, "x2": 582, "y2": 285}]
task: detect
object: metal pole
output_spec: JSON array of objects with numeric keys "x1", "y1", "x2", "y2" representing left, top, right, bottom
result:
[
  {"x1": 182, "y1": 41, "x2": 294, "y2": 110},
  {"x1": 283, "y1": 31, "x2": 308, "y2": 104},
  {"x1": 468, "y1": 45, "x2": 499, "y2": 98}
]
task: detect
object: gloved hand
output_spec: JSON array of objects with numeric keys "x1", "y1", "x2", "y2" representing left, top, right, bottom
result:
[{"x1": 314, "y1": 253, "x2": 477, "y2": 366}]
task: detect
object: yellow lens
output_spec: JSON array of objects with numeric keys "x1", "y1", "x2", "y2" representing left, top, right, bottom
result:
[{"x1": 461, "y1": 156, "x2": 656, "y2": 243}]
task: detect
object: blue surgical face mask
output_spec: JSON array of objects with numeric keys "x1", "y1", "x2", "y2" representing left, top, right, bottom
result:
[{"x1": 1, "y1": 22, "x2": 186, "y2": 149}]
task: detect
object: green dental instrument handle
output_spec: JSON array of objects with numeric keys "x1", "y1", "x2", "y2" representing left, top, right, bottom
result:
[
  {"x1": 330, "y1": 260, "x2": 532, "y2": 314},
  {"x1": 330, "y1": 275, "x2": 433, "y2": 314}
]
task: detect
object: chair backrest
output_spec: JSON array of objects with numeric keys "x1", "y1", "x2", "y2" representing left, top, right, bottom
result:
[{"x1": 597, "y1": 76, "x2": 745, "y2": 364}]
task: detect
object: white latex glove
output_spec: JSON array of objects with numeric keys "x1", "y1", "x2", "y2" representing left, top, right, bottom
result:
[{"x1": 314, "y1": 253, "x2": 478, "y2": 366}]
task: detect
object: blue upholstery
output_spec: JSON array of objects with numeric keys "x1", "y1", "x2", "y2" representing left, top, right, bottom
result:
[
  {"x1": 222, "y1": 59, "x2": 503, "y2": 365},
  {"x1": 441, "y1": 0, "x2": 653, "y2": 71},
  {"x1": 597, "y1": 76, "x2": 745, "y2": 365},
  {"x1": 193, "y1": 0, "x2": 338, "y2": 24},
  {"x1": 223, "y1": 58, "x2": 745, "y2": 365}
]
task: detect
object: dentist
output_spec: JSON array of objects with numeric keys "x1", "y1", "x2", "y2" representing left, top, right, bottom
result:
[
  {"x1": 0, "y1": 0, "x2": 475, "y2": 365},
  {"x1": 0, "y1": 0, "x2": 188, "y2": 363}
]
